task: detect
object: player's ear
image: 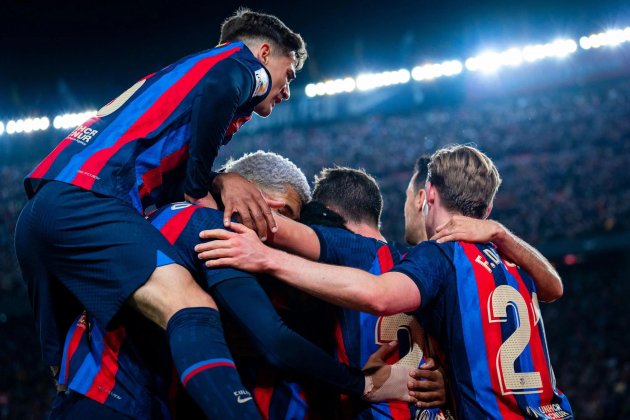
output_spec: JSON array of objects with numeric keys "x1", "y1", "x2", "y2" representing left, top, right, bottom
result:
[
  {"x1": 256, "y1": 42, "x2": 272, "y2": 66},
  {"x1": 415, "y1": 188, "x2": 426, "y2": 211},
  {"x1": 426, "y1": 182, "x2": 437, "y2": 207},
  {"x1": 483, "y1": 204, "x2": 493, "y2": 220}
]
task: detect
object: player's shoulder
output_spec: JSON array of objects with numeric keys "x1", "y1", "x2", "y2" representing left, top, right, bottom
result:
[
  {"x1": 404, "y1": 240, "x2": 456, "y2": 265},
  {"x1": 312, "y1": 224, "x2": 381, "y2": 247},
  {"x1": 310, "y1": 224, "x2": 352, "y2": 238},
  {"x1": 147, "y1": 202, "x2": 224, "y2": 229},
  {"x1": 226, "y1": 42, "x2": 271, "y2": 99}
]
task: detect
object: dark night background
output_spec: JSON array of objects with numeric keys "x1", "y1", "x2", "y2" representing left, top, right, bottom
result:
[
  {"x1": 2, "y1": 1, "x2": 630, "y2": 418},
  {"x1": 2, "y1": 0, "x2": 630, "y2": 114}
]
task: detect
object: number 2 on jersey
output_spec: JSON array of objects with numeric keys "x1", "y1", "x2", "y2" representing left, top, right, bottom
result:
[
  {"x1": 375, "y1": 313, "x2": 425, "y2": 368},
  {"x1": 488, "y1": 285, "x2": 543, "y2": 395}
]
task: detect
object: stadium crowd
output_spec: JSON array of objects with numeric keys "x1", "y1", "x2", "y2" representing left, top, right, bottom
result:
[
  {"x1": 222, "y1": 77, "x2": 630, "y2": 246},
  {"x1": 1, "y1": 77, "x2": 630, "y2": 418}
]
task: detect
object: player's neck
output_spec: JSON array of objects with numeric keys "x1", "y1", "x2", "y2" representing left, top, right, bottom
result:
[
  {"x1": 430, "y1": 208, "x2": 462, "y2": 238},
  {"x1": 345, "y1": 221, "x2": 386, "y2": 242}
]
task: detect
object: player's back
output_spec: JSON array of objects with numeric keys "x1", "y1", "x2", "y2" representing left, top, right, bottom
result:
[
  {"x1": 25, "y1": 41, "x2": 267, "y2": 214},
  {"x1": 311, "y1": 225, "x2": 449, "y2": 420},
  {"x1": 151, "y1": 204, "x2": 340, "y2": 419},
  {"x1": 397, "y1": 240, "x2": 573, "y2": 419}
]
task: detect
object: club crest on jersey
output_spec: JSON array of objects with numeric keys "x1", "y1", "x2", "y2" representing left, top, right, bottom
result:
[{"x1": 253, "y1": 68, "x2": 269, "y2": 97}]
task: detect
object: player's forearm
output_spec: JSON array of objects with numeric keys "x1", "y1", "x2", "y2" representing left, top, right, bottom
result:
[
  {"x1": 266, "y1": 214, "x2": 321, "y2": 260},
  {"x1": 494, "y1": 225, "x2": 563, "y2": 302},
  {"x1": 265, "y1": 249, "x2": 401, "y2": 315},
  {"x1": 211, "y1": 277, "x2": 366, "y2": 396}
]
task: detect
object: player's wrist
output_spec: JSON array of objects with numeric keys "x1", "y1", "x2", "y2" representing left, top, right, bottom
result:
[
  {"x1": 362, "y1": 374, "x2": 375, "y2": 399},
  {"x1": 490, "y1": 221, "x2": 508, "y2": 244},
  {"x1": 263, "y1": 247, "x2": 284, "y2": 274}
]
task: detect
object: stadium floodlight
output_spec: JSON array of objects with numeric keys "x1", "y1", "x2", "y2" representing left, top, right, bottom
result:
[
  {"x1": 23, "y1": 118, "x2": 35, "y2": 133},
  {"x1": 466, "y1": 48, "x2": 524, "y2": 72},
  {"x1": 3, "y1": 116, "x2": 52, "y2": 135},
  {"x1": 356, "y1": 69, "x2": 410, "y2": 91},
  {"x1": 53, "y1": 110, "x2": 97, "y2": 130},
  {"x1": 304, "y1": 78, "x2": 356, "y2": 97},
  {"x1": 412, "y1": 60, "x2": 463, "y2": 81},
  {"x1": 501, "y1": 48, "x2": 524, "y2": 66},
  {"x1": 442, "y1": 60, "x2": 464, "y2": 76},
  {"x1": 361, "y1": 69, "x2": 409, "y2": 90},
  {"x1": 468, "y1": 39, "x2": 576, "y2": 72},
  {"x1": 0, "y1": 121, "x2": 4, "y2": 136},
  {"x1": 465, "y1": 51, "x2": 503, "y2": 72},
  {"x1": 6, "y1": 121, "x2": 16, "y2": 135},
  {"x1": 547, "y1": 39, "x2": 577, "y2": 57},
  {"x1": 15, "y1": 119, "x2": 25, "y2": 134},
  {"x1": 40, "y1": 117, "x2": 50, "y2": 131},
  {"x1": 324, "y1": 77, "x2": 356, "y2": 95},
  {"x1": 579, "y1": 28, "x2": 630, "y2": 50},
  {"x1": 305, "y1": 83, "x2": 317, "y2": 97}
]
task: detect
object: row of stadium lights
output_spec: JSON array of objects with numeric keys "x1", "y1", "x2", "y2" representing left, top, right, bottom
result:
[
  {"x1": 0, "y1": 111, "x2": 96, "y2": 137},
  {"x1": 305, "y1": 27, "x2": 630, "y2": 97},
  {"x1": 1, "y1": 28, "x2": 629, "y2": 136}
]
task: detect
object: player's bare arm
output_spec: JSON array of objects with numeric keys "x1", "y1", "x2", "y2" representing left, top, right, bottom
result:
[
  {"x1": 431, "y1": 215, "x2": 563, "y2": 302},
  {"x1": 265, "y1": 213, "x2": 322, "y2": 259},
  {"x1": 198, "y1": 211, "x2": 322, "y2": 260},
  {"x1": 200, "y1": 222, "x2": 421, "y2": 315}
]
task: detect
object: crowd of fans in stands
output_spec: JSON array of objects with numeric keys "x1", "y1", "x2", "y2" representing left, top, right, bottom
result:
[{"x1": 1, "y1": 78, "x2": 630, "y2": 418}]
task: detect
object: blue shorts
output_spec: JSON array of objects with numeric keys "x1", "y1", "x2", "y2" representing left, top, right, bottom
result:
[
  {"x1": 50, "y1": 390, "x2": 136, "y2": 420},
  {"x1": 15, "y1": 181, "x2": 183, "y2": 365}
]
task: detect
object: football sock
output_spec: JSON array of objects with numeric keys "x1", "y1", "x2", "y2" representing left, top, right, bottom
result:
[{"x1": 166, "y1": 307, "x2": 260, "y2": 419}]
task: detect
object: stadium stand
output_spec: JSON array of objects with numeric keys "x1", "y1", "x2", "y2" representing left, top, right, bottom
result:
[{"x1": 1, "y1": 76, "x2": 629, "y2": 418}]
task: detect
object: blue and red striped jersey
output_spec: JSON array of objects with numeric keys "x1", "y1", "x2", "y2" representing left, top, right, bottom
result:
[
  {"x1": 312, "y1": 226, "x2": 450, "y2": 420},
  {"x1": 152, "y1": 204, "x2": 341, "y2": 419},
  {"x1": 25, "y1": 42, "x2": 271, "y2": 214},
  {"x1": 59, "y1": 310, "x2": 176, "y2": 419},
  {"x1": 392, "y1": 240, "x2": 573, "y2": 419},
  {"x1": 57, "y1": 204, "x2": 247, "y2": 419},
  {"x1": 147, "y1": 202, "x2": 249, "y2": 288}
]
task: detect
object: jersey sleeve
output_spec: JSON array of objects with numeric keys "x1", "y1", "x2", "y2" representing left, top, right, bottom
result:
[
  {"x1": 390, "y1": 241, "x2": 453, "y2": 311},
  {"x1": 183, "y1": 58, "x2": 255, "y2": 199},
  {"x1": 210, "y1": 277, "x2": 366, "y2": 396},
  {"x1": 311, "y1": 225, "x2": 365, "y2": 265}
]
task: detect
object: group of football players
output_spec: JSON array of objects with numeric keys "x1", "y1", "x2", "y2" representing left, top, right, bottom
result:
[{"x1": 15, "y1": 8, "x2": 573, "y2": 419}]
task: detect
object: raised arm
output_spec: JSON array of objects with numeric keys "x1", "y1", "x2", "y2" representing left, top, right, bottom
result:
[
  {"x1": 431, "y1": 215, "x2": 563, "y2": 302},
  {"x1": 199, "y1": 222, "x2": 421, "y2": 315}
]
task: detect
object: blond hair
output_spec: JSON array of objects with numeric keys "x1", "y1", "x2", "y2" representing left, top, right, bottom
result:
[{"x1": 427, "y1": 145, "x2": 501, "y2": 218}]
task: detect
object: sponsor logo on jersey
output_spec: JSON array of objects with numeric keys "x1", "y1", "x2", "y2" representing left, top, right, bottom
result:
[
  {"x1": 68, "y1": 125, "x2": 99, "y2": 146},
  {"x1": 526, "y1": 404, "x2": 573, "y2": 419},
  {"x1": 253, "y1": 68, "x2": 269, "y2": 97}
]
